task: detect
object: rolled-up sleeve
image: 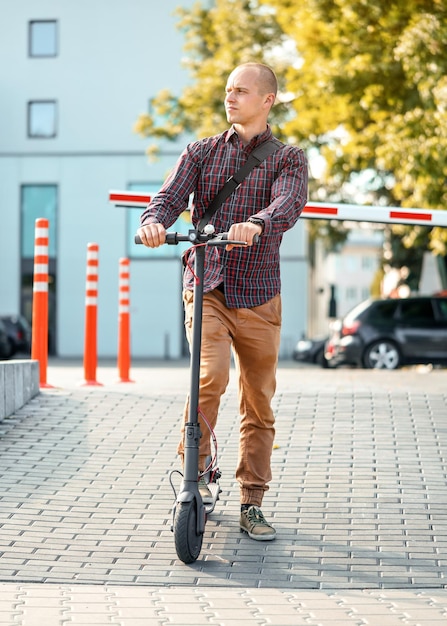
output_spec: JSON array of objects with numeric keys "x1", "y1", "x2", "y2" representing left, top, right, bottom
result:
[
  {"x1": 256, "y1": 147, "x2": 308, "y2": 236},
  {"x1": 140, "y1": 143, "x2": 201, "y2": 228}
]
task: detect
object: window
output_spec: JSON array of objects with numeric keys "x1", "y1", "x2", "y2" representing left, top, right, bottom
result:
[
  {"x1": 370, "y1": 301, "x2": 399, "y2": 322},
  {"x1": 29, "y1": 20, "x2": 58, "y2": 57},
  {"x1": 21, "y1": 185, "x2": 58, "y2": 258},
  {"x1": 361, "y1": 287, "x2": 370, "y2": 300},
  {"x1": 437, "y1": 299, "x2": 447, "y2": 320},
  {"x1": 399, "y1": 299, "x2": 435, "y2": 323},
  {"x1": 361, "y1": 256, "x2": 375, "y2": 271},
  {"x1": 20, "y1": 185, "x2": 58, "y2": 355},
  {"x1": 28, "y1": 101, "x2": 57, "y2": 138},
  {"x1": 126, "y1": 183, "x2": 191, "y2": 259},
  {"x1": 344, "y1": 255, "x2": 357, "y2": 272},
  {"x1": 345, "y1": 286, "x2": 356, "y2": 299}
]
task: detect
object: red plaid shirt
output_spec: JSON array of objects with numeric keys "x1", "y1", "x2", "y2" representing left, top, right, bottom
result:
[{"x1": 140, "y1": 126, "x2": 308, "y2": 308}]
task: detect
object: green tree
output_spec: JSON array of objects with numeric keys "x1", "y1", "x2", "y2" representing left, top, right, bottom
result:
[
  {"x1": 264, "y1": 0, "x2": 447, "y2": 260},
  {"x1": 134, "y1": 0, "x2": 287, "y2": 148}
]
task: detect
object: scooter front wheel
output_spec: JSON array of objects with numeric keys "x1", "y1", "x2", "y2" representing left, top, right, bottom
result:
[{"x1": 173, "y1": 500, "x2": 204, "y2": 564}]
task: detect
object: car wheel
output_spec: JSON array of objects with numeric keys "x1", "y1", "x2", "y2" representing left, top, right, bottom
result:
[{"x1": 363, "y1": 340, "x2": 401, "y2": 370}]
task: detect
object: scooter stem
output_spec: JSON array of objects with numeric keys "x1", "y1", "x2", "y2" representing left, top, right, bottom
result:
[{"x1": 183, "y1": 243, "x2": 205, "y2": 483}]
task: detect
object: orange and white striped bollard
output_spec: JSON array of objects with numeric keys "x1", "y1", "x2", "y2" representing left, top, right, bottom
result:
[
  {"x1": 31, "y1": 218, "x2": 53, "y2": 388},
  {"x1": 117, "y1": 258, "x2": 134, "y2": 382},
  {"x1": 82, "y1": 243, "x2": 102, "y2": 386}
]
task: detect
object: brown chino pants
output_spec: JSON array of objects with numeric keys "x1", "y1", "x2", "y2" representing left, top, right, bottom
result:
[{"x1": 178, "y1": 288, "x2": 281, "y2": 507}]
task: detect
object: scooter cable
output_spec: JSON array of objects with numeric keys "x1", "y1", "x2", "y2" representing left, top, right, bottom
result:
[{"x1": 198, "y1": 405, "x2": 219, "y2": 480}]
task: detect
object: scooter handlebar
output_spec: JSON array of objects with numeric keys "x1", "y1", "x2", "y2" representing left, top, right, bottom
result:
[
  {"x1": 134, "y1": 232, "x2": 194, "y2": 245},
  {"x1": 134, "y1": 232, "x2": 260, "y2": 246}
]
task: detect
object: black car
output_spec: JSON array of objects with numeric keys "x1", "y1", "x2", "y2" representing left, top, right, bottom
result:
[
  {"x1": 0, "y1": 315, "x2": 31, "y2": 357},
  {"x1": 325, "y1": 296, "x2": 447, "y2": 370},
  {"x1": 292, "y1": 336, "x2": 329, "y2": 367},
  {"x1": 0, "y1": 319, "x2": 14, "y2": 359}
]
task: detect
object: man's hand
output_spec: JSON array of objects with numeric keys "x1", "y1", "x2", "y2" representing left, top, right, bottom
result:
[
  {"x1": 137, "y1": 223, "x2": 167, "y2": 248},
  {"x1": 226, "y1": 221, "x2": 263, "y2": 251}
]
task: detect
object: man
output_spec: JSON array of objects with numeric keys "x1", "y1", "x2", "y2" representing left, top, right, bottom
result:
[{"x1": 138, "y1": 62, "x2": 308, "y2": 540}]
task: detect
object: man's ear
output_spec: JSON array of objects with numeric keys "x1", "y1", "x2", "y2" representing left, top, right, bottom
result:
[{"x1": 264, "y1": 93, "x2": 276, "y2": 109}]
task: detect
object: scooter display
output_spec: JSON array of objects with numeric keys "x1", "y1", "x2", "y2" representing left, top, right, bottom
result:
[{"x1": 135, "y1": 225, "x2": 252, "y2": 563}]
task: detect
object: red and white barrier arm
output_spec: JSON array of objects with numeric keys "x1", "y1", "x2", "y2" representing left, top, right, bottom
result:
[
  {"x1": 109, "y1": 191, "x2": 447, "y2": 228},
  {"x1": 302, "y1": 203, "x2": 447, "y2": 228},
  {"x1": 109, "y1": 190, "x2": 152, "y2": 208}
]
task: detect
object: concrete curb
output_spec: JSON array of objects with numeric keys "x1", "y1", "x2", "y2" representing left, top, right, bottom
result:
[{"x1": 0, "y1": 359, "x2": 40, "y2": 419}]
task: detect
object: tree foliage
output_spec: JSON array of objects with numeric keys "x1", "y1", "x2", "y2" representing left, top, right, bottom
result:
[
  {"x1": 134, "y1": 0, "x2": 447, "y2": 261},
  {"x1": 134, "y1": 1, "x2": 287, "y2": 142},
  {"x1": 266, "y1": 0, "x2": 447, "y2": 258}
]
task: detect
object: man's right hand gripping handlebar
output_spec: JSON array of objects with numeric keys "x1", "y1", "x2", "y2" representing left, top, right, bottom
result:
[
  {"x1": 136, "y1": 223, "x2": 167, "y2": 248},
  {"x1": 225, "y1": 221, "x2": 262, "y2": 251}
]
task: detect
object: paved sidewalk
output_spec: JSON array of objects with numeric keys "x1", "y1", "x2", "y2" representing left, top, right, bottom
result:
[{"x1": 0, "y1": 359, "x2": 446, "y2": 624}]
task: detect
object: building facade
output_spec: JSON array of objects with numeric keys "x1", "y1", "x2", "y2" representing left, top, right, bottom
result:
[
  {"x1": 0, "y1": 0, "x2": 308, "y2": 359},
  {"x1": 307, "y1": 227, "x2": 383, "y2": 339},
  {"x1": 326, "y1": 228, "x2": 383, "y2": 318}
]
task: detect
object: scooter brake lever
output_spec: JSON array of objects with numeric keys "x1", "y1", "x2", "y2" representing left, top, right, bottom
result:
[{"x1": 208, "y1": 233, "x2": 260, "y2": 246}]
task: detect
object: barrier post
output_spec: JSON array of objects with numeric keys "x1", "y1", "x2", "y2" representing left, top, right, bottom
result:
[
  {"x1": 31, "y1": 218, "x2": 53, "y2": 388},
  {"x1": 82, "y1": 243, "x2": 102, "y2": 386},
  {"x1": 117, "y1": 258, "x2": 134, "y2": 382}
]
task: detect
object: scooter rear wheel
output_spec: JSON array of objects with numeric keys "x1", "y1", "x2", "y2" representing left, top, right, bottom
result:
[{"x1": 173, "y1": 500, "x2": 203, "y2": 563}]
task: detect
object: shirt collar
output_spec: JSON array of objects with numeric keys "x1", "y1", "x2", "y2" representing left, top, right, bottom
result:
[{"x1": 225, "y1": 124, "x2": 273, "y2": 148}]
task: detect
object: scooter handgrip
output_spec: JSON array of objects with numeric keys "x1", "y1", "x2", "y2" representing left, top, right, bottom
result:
[
  {"x1": 134, "y1": 234, "x2": 142, "y2": 244},
  {"x1": 165, "y1": 232, "x2": 179, "y2": 245},
  {"x1": 219, "y1": 233, "x2": 260, "y2": 244}
]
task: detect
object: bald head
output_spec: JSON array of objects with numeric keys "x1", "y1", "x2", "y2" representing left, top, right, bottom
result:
[
  {"x1": 225, "y1": 63, "x2": 278, "y2": 142},
  {"x1": 233, "y1": 63, "x2": 278, "y2": 101}
]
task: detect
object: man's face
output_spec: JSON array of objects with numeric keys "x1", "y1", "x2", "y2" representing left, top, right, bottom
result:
[{"x1": 224, "y1": 67, "x2": 273, "y2": 126}]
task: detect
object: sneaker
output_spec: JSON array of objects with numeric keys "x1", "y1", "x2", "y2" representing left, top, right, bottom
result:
[
  {"x1": 198, "y1": 476, "x2": 213, "y2": 504},
  {"x1": 240, "y1": 506, "x2": 276, "y2": 541}
]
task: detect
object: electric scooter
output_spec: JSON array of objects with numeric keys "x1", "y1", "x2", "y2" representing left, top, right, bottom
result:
[{"x1": 136, "y1": 225, "x2": 251, "y2": 563}]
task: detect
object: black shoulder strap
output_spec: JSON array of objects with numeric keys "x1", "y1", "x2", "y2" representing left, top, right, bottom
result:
[{"x1": 198, "y1": 138, "x2": 283, "y2": 232}]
